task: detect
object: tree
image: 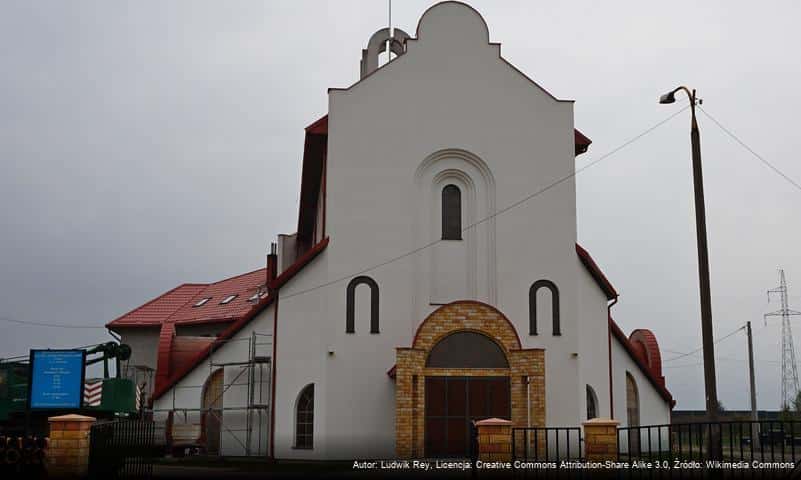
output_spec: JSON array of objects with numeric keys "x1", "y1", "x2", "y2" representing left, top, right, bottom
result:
[{"x1": 793, "y1": 391, "x2": 801, "y2": 417}]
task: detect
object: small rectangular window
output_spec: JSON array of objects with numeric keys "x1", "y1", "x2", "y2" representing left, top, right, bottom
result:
[
  {"x1": 248, "y1": 293, "x2": 260, "y2": 302},
  {"x1": 220, "y1": 294, "x2": 237, "y2": 305},
  {"x1": 193, "y1": 298, "x2": 211, "y2": 307}
]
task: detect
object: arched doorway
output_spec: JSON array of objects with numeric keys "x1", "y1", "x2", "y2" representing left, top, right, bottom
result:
[
  {"x1": 393, "y1": 301, "x2": 545, "y2": 458},
  {"x1": 202, "y1": 369, "x2": 224, "y2": 455},
  {"x1": 424, "y1": 332, "x2": 510, "y2": 457}
]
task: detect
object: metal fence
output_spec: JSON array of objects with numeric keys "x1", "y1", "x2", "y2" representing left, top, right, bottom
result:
[
  {"x1": 618, "y1": 421, "x2": 801, "y2": 465},
  {"x1": 511, "y1": 427, "x2": 584, "y2": 463},
  {"x1": 0, "y1": 436, "x2": 47, "y2": 478},
  {"x1": 89, "y1": 419, "x2": 157, "y2": 479}
]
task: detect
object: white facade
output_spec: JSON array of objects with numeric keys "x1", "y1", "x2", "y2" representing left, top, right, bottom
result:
[{"x1": 153, "y1": 1, "x2": 672, "y2": 460}]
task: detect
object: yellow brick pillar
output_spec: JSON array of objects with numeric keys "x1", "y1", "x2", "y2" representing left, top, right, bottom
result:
[
  {"x1": 48, "y1": 414, "x2": 96, "y2": 478},
  {"x1": 583, "y1": 418, "x2": 619, "y2": 462},
  {"x1": 475, "y1": 418, "x2": 512, "y2": 462}
]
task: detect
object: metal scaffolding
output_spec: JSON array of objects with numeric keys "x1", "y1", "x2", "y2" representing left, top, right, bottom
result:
[{"x1": 151, "y1": 331, "x2": 272, "y2": 457}]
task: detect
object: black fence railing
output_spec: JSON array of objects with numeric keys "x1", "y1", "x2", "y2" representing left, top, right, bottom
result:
[
  {"x1": 89, "y1": 419, "x2": 157, "y2": 479},
  {"x1": 0, "y1": 436, "x2": 47, "y2": 479},
  {"x1": 617, "y1": 421, "x2": 801, "y2": 465},
  {"x1": 511, "y1": 426, "x2": 583, "y2": 463}
]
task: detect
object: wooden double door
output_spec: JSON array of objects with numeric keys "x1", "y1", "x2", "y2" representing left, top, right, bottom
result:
[{"x1": 424, "y1": 376, "x2": 510, "y2": 457}]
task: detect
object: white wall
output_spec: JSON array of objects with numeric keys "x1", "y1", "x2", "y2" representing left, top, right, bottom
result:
[
  {"x1": 577, "y1": 262, "x2": 613, "y2": 422},
  {"x1": 611, "y1": 334, "x2": 672, "y2": 454},
  {"x1": 274, "y1": 2, "x2": 588, "y2": 458}
]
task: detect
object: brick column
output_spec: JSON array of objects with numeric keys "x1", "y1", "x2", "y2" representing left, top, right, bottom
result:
[
  {"x1": 475, "y1": 418, "x2": 512, "y2": 462},
  {"x1": 582, "y1": 418, "x2": 619, "y2": 462},
  {"x1": 48, "y1": 414, "x2": 96, "y2": 478}
]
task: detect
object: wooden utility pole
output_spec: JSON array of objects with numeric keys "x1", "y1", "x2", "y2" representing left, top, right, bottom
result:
[{"x1": 747, "y1": 321, "x2": 758, "y2": 421}]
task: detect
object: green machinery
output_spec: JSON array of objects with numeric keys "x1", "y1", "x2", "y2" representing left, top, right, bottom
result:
[{"x1": 0, "y1": 342, "x2": 138, "y2": 433}]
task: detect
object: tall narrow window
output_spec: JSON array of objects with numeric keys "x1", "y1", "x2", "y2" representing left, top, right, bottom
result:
[
  {"x1": 346, "y1": 276, "x2": 379, "y2": 334},
  {"x1": 295, "y1": 384, "x2": 314, "y2": 449},
  {"x1": 586, "y1": 385, "x2": 598, "y2": 420},
  {"x1": 441, "y1": 184, "x2": 462, "y2": 240},
  {"x1": 626, "y1": 373, "x2": 639, "y2": 427},
  {"x1": 529, "y1": 280, "x2": 560, "y2": 335}
]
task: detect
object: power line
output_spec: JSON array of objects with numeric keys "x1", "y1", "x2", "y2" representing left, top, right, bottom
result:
[
  {"x1": 663, "y1": 325, "x2": 746, "y2": 362},
  {"x1": 279, "y1": 106, "x2": 690, "y2": 303},
  {"x1": 664, "y1": 356, "x2": 781, "y2": 369},
  {"x1": 662, "y1": 322, "x2": 774, "y2": 359},
  {"x1": 0, "y1": 341, "x2": 110, "y2": 362},
  {"x1": 0, "y1": 315, "x2": 105, "y2": 329},
  {"x1": 698, "y1": 106, "x2": 801, "y2": 193}
]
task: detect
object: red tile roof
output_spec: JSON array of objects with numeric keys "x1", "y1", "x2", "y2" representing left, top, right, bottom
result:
[
  {"x1": 107, "y1": 268, "x2": 269, "y2": 392},
  {"x1": 151, "y1": 237, "x2": 330, "y2": 401},
  {"x1": 107, "y1": 269, "x2": 268, "y2": 329},
  {"x1": 106, "y1": 284, "x2": 208, "y2": 328}
]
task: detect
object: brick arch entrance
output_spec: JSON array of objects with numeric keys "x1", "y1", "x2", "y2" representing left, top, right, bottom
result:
[{"x1": 394, "y1": 301, "x2": 545, "y2": 458}]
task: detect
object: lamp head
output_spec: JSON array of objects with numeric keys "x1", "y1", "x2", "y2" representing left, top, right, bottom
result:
[{"x1": 659, "y1": 91, "x2": 676, "y2": 104}]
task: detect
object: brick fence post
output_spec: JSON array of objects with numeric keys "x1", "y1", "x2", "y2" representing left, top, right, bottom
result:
[
  {"x1": 48, "y1": 414, "x2": 96, "y2": 478},
  {"x1": 582, "y1": 418, "x2": 619, "y2": 462},
  {"x1": 475, "y1": 418, "x2": 512, "y2": 462}
]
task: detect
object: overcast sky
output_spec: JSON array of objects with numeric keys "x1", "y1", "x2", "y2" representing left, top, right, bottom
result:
[{"x1": 1, "y1": 1, "x2": 800, "y2": 411}]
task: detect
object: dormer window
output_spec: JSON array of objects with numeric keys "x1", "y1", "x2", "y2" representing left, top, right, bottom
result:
[
  {"x1": 220, "y1": 295, "x2": 237, "y2": 305},
  {"x1": 193, "y1": 298, "x2": 211, "y2": 307}
]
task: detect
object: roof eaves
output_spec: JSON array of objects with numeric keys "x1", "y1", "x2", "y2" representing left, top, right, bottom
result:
[
  {"x1": 610, "y1": 318, "x2": 675, "y2": 407},
  {"x1": 576, "y1": 243, "x2": 618, "y2": 300}
]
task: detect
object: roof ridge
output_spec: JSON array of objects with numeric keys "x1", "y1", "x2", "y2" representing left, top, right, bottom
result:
[
  {"x1": 208, "y1": 267, "x2": 267, "y2": 285},
  {"x1": 105, "y1": 283, "x2": 207, "y2": 328}
]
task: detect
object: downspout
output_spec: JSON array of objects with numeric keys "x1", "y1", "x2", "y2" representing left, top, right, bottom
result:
[
  {"x1": 607, "y1": 295, "x2": 618, "y2": 419},
  {"x1": 269, "y1": 294, "x2": 279, "y2": 459},
  {"x1": 526, "y1": 375, "x2": 531, "y2": 457},
  {"x1": 266, "y1": 252, "x2": 278, "y2": 460},
  {"x1": 527, "y1": 376, "x2": 531, "y2": 428}
]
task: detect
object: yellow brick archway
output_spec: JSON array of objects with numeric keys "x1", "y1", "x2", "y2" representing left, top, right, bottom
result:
[{"x1": 394, "y1": 301, "x2": 545, "y2": 458}]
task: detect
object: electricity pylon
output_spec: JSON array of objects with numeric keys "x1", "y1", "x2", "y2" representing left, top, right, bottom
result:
[{"x1": 765, "y1": 269, "x2": 801, "y2": 409}]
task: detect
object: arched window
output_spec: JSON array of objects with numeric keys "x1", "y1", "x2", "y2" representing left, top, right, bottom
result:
[
  {"x1": 586, "y1": 385, "x2": 598, "y2": 420},
  {"x1": 346, "y1": 276, "x2": 379, "y2": 334},
  {"x1": 626, "y1": 372, "x2": 640, "y2": 454},
  {"x1": 441, "y1": 184, "x2": 462, "y2": 240},
  {"x1": 626, "y1": 372, "x2": 639, "y2": 427},
  {"x1": 426, "y1": 331, "x2": 508, "y2": 368},
  {"x1": 295, "y1": 384, "x2": 314, "y2": 449},
  {"x1": 201, "y1": 369, "x2": 224, "y2": 455},
  {"x1": 529, "y1": 280, "x2": 560, "y2": 335}
]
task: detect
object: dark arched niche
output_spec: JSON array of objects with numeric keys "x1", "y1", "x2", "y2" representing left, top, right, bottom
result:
[{"x1": 426, "y1": 331, "x2": 508, "y2": 368}]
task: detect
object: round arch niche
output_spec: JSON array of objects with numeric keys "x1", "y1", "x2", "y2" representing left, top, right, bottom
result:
[{"x1": 426, "y1": 331, "x2": 509, "y2": 368}]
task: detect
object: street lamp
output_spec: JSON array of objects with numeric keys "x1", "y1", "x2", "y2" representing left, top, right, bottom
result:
[{"x1": 659, "y1": 87, "x2": 721, "y2": 458}]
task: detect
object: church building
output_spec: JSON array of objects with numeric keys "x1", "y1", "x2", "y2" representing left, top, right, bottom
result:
[{"x1": 113, "y1": 1, "x2": 673, "y2": 460}]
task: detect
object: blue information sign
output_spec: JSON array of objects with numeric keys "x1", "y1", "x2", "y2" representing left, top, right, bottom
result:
[{"x1": 29, "y1": 350, "x2": 85, "y2": 409}]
